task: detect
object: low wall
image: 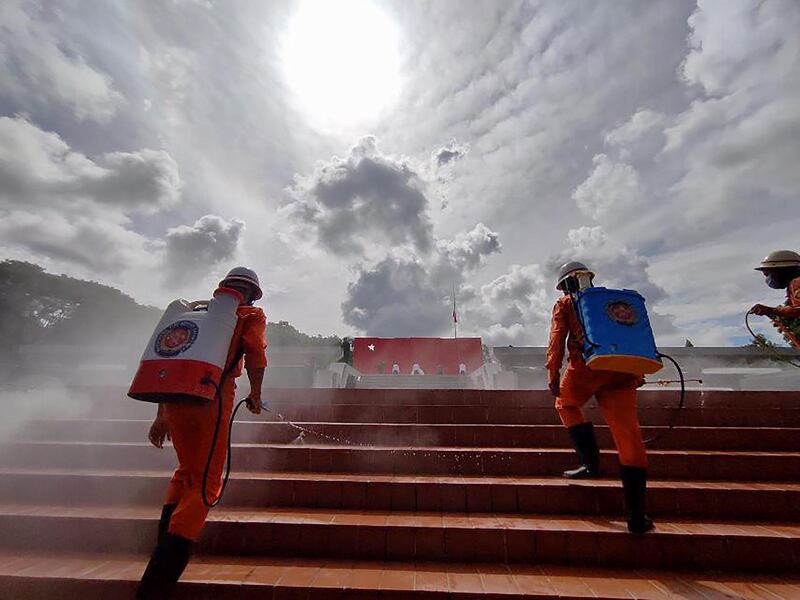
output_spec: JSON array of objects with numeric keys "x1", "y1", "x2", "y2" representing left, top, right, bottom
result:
[{"x1": 492, "y1": 346, "x2": 800, "y2": 390}]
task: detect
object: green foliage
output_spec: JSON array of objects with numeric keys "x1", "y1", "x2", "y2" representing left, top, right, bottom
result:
[
  {"x1": 0, "y1": 260, "x2": 343, "y2": 354},
  {"x1": 0, "y1": 259, "x2": 160, "y2": 352},
  {"x1": 266, "y1": 320, "x2": 341, "y2": 347},
  {"x1": 744, "y1": 333, "x2": 779, "y2": 349}
]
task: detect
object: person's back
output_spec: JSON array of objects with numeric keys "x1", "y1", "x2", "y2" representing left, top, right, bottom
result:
[
  {"x1": 546, "y1": 261, "x2": 653, "y2": 534},
  {"x1": 138, "y1": 267, "x2": 267, "y2": 599}
]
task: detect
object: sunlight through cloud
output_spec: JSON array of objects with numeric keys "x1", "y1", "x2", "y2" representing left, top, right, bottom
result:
[{"x1": 282, "y1": 0, "x2": 401, "y2": 132}]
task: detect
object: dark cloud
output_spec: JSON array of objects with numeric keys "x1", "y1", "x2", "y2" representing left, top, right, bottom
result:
[
  {"x1": 433, "y1": 140, "x2": 469, "y2": 167},
  {"x1": 164, "y1": 215, "x2": 245, "y2": 283},
  {"x1": 342, "y1": 255, "x2": 449, "y2": 337},
  {"x1": 283, "y1": 136, "x2": 433, "y2": 256},
  {"x1": 0, "y1": 116, "x2": 181, "y2": 274},
  {"x1": 342, "y1": 222, "x2": 502, "y2": 336},
  {"x1": 0, "y1": 116, "x2": 181, "y2": 212}
]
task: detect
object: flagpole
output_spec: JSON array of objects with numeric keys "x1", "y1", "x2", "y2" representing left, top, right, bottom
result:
[{"x1": 452, "y1": 283, "x2": 457, "y2": 339}]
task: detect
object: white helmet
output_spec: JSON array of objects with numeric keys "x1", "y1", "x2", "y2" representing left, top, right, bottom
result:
[
  {"x1": 556, "y1": 261, "x2": 595, "y2": 291},
  {"x1": 754, "y1": 250, "x2": 800, "y2": 271},
  {"x1": 220, "y1": 266, "x2": 262, "y2": 300}
]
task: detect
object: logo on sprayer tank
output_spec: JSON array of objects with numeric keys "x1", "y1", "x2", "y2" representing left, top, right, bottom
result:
[
  {"x1": 154, "y1": 320, "x2": 199, "y2": 357},
  {"x1": 605, "y1": 301, "x2": 639, "y2": 326}
]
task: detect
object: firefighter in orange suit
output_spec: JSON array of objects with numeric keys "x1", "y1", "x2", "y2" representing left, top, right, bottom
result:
[
  {"x1": 750, "y1": 250, "x2": 800, "y2": 349},
  {"x1": 137, "y1": 267, "x2": 267, "y2": 600},
  {"x1": 546, "y1": 262, "x2": 653, "y2": 534}
]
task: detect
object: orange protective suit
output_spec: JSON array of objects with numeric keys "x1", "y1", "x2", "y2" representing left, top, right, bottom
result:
[
  {"x1": 770, "y1": 276, "x2": 800, "y2": 348},
  {"x1": 163, "y1": 305, "x2": 267, "y2": 541},
  {"x1": 546, "y1": 295, "x2": 647, "y2": 468}
]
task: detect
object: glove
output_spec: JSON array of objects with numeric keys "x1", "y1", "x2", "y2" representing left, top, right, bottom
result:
[
  {"x1": 750, "y1": 304, "x2": 776, "y2": 317},
  {"x1": 548, "y1": 374, "x2": 560, "y2": 398}
]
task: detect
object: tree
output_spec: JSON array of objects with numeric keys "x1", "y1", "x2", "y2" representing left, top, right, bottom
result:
[
  {"x1": 744, "y1": 333, "x2": 778, "y2": 349},
  {"x1": 266, "y1": 320, "x2": 341, "y2": 347},
  {"x1": 0, "y1": 260, "x2": 344, "y2": 359}
]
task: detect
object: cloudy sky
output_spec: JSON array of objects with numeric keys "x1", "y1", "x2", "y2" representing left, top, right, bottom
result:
[{"x1": 1, "y1": 0, "x2": 798, "y2": 346}]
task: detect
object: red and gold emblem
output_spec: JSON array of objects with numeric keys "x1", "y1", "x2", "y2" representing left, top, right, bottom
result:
[
  {"x1": 155, "y1": 320, "x2": 199, "y2": 357},
  {"x1": 606, "y1": 301, "x2": 638, "y2": 326}
]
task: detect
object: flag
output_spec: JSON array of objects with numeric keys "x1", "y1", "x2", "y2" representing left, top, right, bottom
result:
[{"x1": 452, "y1": 288, "x2": 458, "y2": 323}]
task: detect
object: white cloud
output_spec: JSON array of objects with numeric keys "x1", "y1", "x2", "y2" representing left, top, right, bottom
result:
[
  {"x1": 0, "y1": 1, "x2": 123, "y2": 123},
  {"x1": 463, "y1": 264, "x2": 551, "y2": 346},
  {"x1": 2, "y1": 0, "x2": 798, "y2": 346},
  {"x1": 605, "y1": 109, "x2": 667, "y2": 148},
  {"x1": 572, "y1": 154, "x2": 643, "y2": 221}
]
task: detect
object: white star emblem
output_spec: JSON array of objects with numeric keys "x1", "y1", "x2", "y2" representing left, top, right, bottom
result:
[{"x1": 367, "y1": 344, "x2": 375, "y2": 351}]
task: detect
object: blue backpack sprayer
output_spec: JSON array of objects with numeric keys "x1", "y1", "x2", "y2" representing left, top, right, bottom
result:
[
  {"x1": 128, "y1": 286, "x2": 254, "y2": 507},
  {"x1": 569, "y1": 285, "x2": 687, "y2": 444}
]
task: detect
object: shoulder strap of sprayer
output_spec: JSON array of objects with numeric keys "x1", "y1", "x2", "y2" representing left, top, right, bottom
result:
[{"x1": 570, "y1": 291, "x2": 599, "y2": 354}]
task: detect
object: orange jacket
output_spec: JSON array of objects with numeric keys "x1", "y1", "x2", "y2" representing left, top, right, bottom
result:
[
  {"x1": 545, "y1": 295, "x2": 585, "y2": 384},
  {"x1": 227, "y1": 305, "x2": 268, "y2": 378},
  {"x1": 770, "y1": 276, "x2": 800, "y2": 348},
  {"x1": 775, "y1": 277, "x2": 800, "y2": 318}
]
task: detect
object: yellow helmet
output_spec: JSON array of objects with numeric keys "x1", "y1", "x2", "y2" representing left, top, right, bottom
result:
[{"x1": 754, "y1": 250, "x2": 800, "y2": 271}]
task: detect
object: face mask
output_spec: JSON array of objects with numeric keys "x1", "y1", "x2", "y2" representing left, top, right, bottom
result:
[
  {"x1": 766, "y1": 274, "x2": 786, "y2": 289},
  {"x1": 562, "y1": 272, "x2": 594, "y2": 294},
  {"x1": 576, "y1": 273, "x2": 593, "y2": 290}
]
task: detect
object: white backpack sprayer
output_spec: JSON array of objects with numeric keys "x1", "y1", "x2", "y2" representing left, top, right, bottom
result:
[{"x1": 128, "y1": 286, "x2": 251, "y2": 507}]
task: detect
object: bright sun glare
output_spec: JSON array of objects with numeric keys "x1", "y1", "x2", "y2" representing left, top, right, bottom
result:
[{"x1": 282, "y1": 0, "x2": 401, "y2": 131}]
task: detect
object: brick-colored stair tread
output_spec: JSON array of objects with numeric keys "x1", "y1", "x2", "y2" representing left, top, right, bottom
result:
[
  {"x1": 10, "y1": 439, "x2": 799, "y2": 456},
  {"x1": 2, "y1": 466, "x2": 799, "y2": 491},
  {"x1": 28, "y1": 418, "x2": 800, "y2": 429},
  {"x1": 1, "y1": 503, "x2": 798, "y2": 538},
  {"x1": 1, "y1": 551, "x2": 799, "y2": 599},
  {"x1": 21, "y1": 419, "x2": 799, "y2": 451}
]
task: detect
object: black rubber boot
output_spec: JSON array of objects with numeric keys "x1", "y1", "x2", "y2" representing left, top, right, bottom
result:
[
  {"x1": 136, "y1": 532, "x2": 194, "y2": 600},
  {"x1": 157, "y1": 504, "x2": 177, "y2": 543},
  {"x1": 620, "y1": 465, "x2": 655, "y2": 534},
  {"x1": 563, "y1": 422, "x2": 601, "y2": 479}
]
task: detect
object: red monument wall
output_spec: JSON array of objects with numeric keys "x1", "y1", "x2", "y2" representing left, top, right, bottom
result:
[{"x1": 353, "y1": 337, "x2": 483, "y2": 375}]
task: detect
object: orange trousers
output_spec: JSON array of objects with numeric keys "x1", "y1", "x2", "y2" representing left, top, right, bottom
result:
[
  {"x1": 163, "y1": 379, "x2": 234, "y2": 541},
  {"x1": 556, "y1": 365, "x2": 647, "y2": 468}
]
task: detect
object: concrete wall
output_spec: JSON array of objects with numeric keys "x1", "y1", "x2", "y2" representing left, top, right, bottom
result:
[{"x1": 491, "y1": 346, "x2": 800, "y2": 390}]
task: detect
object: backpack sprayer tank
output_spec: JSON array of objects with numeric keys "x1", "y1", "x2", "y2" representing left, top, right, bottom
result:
[
  {"x1": 574, "y1": 287, "x2": 663, "y2": 376},
  {"x1": 128, "y1": 287, "x2": 243, "y2": 404}
]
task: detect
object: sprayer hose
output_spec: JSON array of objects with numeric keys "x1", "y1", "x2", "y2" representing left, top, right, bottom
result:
[
  {"x1": 643, "y1": 352, "x2": 686, "y2": 445},
  {"x1": 745, "y1": 311, "x2": 800, "y2": 369},
  {"x1": 200, "y1": 378, "x2": 248, "y2": 509}
]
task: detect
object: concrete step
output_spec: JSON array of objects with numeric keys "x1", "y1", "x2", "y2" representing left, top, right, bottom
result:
[
  {"x1": 0, "y1": 504, "x2": 798, "y2": 572},
  {"x1": 78, "y1": 388, "x2": 800, "y2": 408},
  {"x1": 0, "y1": 468, "x2": 797, "y2": 521},
  {"x1": 19, "y1": 419, "x2": 800, "y2": 451},
  {"x1": 2, "y1": 441, "x2": 799, "y2": 481},
  {"x1": 3, "y1": 551, "x2": 799, "y2": 599},
  {"x1": 72, "y1": 389, "x2": 800, "y2": 426},
  {"x1": 76, "y1": 402, "x2": 800, "y2": 427}
]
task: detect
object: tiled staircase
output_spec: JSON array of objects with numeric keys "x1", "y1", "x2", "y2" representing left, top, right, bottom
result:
[{"x1": 0, "y1": 388, "x2": 799, "y2": 599}]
